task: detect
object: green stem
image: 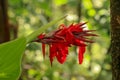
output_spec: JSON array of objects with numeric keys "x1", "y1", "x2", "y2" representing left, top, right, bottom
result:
[{"x1": 26, "y1": 15, "x2": 67, "y2": 43}]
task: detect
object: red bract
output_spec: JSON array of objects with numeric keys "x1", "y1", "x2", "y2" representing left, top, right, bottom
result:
[
  {"x1": 49, "y1": 43, "x2": 68, "y2": 65},
  {"x1": 78, "y1": 46, "x2": 86, "y2": 64},
  {"x1": 37, "y1": 22, "x2": 97, "y2": 65}
]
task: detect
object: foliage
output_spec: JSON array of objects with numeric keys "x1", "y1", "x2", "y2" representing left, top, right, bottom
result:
[{"x1": 0, "y1": 37, "x2": 26, "y2": 80}]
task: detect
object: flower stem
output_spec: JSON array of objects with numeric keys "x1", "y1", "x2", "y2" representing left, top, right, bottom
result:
[{"x1": 26, "y1": 15, "x2": 67, "y2": 43}]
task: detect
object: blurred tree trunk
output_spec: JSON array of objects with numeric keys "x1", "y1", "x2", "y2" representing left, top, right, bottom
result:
[
  {"x1": 0, "y1": 0, "x2": 10, "y2": 43},
  {"x1": 110, "y1": 0, "x2": 120, "y2": 80},
  {"x1": 77, "y1": 0, "x2": 82, "y2": 22}
]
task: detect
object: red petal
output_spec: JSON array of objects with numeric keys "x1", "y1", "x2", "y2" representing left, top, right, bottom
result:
[
  {"x1": 56, "y1": 51, "x2": 66, "y2": 64},
  {"x1": 49, "y1": 44, "x2": 57, "y2": 66},
  {"x1": 56, "y1": 44, "x2": 68, "y2": 64},
  {"x1": 65, "y1": 30, "x2": 74, "y2": 44},
  {"x1": 78, "y1": 46, "x2": 86, "y2": 64},
  {"x1": 73, "y1": 39, "x2": 87, "y2": 46},
  {"x1": 42, "y1": 43, "x2": 45, "y2": 59},
  {"x1": 38, "y1": 33, "x2": 45, "y2": 39}
]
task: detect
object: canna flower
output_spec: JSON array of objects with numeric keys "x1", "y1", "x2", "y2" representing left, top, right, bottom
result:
[{"x1": 37, "y1": 22, "x2": 97, "y2": 65}]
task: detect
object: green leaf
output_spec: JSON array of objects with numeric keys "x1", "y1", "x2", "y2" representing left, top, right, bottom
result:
[
  {"x1": 0, "y1": 16, "x2": 66, "y2": 80},
  {"x1": 0, "y1": 37, "x2": 26, "y2": 80}
]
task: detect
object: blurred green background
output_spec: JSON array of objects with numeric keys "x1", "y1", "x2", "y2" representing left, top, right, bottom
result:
[{"x1": 8, "y1": 0, "x2": 111, "y2": 80}]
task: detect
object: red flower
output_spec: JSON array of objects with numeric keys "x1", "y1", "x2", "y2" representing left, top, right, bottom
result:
[{"x1": 37, "y1": 22, "x2": 97, "y2": 65}]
